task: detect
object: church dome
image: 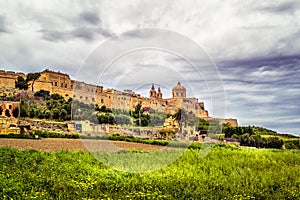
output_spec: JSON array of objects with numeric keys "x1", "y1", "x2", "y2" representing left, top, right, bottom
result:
[
  {"x1": 172, "y1": 81, "x2": 186, "y2": 98},
  {"x1": 173, "y1": 81, "x2": 185, "y2": 90}
]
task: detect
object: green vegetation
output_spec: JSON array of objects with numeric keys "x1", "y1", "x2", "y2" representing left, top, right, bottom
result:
[
  {"x1": 15, "y1": 76, "x2": 29, "y2": 90},
  {"x1": 130, "y1": 102, "x2": 151, "y2": 126},
  {"x1": 26, "y1": 72, "x2": 41, "y2": 92},
  {"x1": 15, "y1": 72, "x2": 41, "y2": 91},
  {"x1": 0, "y1": 147, "x2": 299, "y2": 199},
  {"x1": 13, "y1": 92, "x2": 72, "y2": 121},
  {"x1": 285, "y1": 140, "x2": 300, "y2": 149},
  {"x1": 0, "y1": 131, "x2": 80, "y2": 139},
  {"x1": 222, "y1": 125, "x2": 300, "y2": 149},
  {"x1": 240, "y1": 134, "x2": 283, "y2": 149}
]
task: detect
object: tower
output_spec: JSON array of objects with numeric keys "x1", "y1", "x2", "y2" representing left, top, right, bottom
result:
[
  {"x1": 156, "y1": 87, "x2": 162, "y2": 99},
  {"x1": 149, "y1": 84, "x2": 157, "y2": 98}
]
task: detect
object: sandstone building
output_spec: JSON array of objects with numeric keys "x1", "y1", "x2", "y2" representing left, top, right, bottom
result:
[{"x1": 0, "y1": 69, "x2": 238, "y2": 126}]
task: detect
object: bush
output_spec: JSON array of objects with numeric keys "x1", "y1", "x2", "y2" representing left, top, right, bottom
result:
[
  {"x1": 34, "y1": 130, "x2": 79, "y2": 139},
  {"x1": 285, "y1": 140, "x2": 300, "y2": 149},
  {"x1": 240, "y1": 134, "x2": 283, "y2": 149}
]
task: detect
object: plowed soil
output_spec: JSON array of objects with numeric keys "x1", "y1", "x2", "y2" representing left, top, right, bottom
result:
[{"x1": 0, "y1": 138, "x2": 163, "y2": 152}]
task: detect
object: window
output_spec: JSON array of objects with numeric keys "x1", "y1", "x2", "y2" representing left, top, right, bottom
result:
[
  {"x1": 54, "y1": 82, "x2": 57, "y2": 86},
  {"x1": 101, "y1": 99, "x2": 104, "y2": 103},
  {"x1": 85, "y1": 97, "x2": 88, "y2": 100},
  {"x1": 73, "y1": 95, "x2": 76, "y2": 98},
  {"x1": 9, "y1": 105, "x2": 12, "y2": 109},
  {"x1": 65, "y1": 84, "x2": 67, "y2": 88},
  {"x1": 61, "y1": 83, "x2": 64, "y2": 87},
  {"x1": 92, "y1": 98, "x2": 95, "y2": 102},
  {"x1": 71, "y1": 85, "x2": 73, "y2": 89},
  {"x1": 80, "y1": 96, "x2": 82, "y2": 99}
]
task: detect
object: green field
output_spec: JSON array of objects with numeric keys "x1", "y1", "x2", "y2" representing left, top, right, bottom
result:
[{"x1": 1, "y1": 146, "x2": 300, "y2": 199}]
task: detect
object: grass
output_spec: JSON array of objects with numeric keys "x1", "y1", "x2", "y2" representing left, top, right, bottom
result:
[{"x1": 0, "y1": 146, "x2": 299, "y2": 199}]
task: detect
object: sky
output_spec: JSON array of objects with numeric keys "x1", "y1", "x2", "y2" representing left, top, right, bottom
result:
[{"x1": 0, "y1": 0, "x2": 299, "y2": 135}]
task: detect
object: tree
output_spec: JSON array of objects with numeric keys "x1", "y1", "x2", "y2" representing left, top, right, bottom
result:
[
  {"x1": 60, "y1": 109, "x2": 68, "y2": 121},
  {"x1": 44, "y1": 110, "x2": 51, "y2": 119},
  {"x1": 196, "y1": 119, "x2": 210, "y2": 131},
  {"x1": 173, "y1": 108, "x2": 187, "y2": 134},
  {"x1": 15, "y1": 76, "x2": 29, "y2": 90},
  {"x1": 131, "y1": 103, "x2": 150, "y2": 126},
  {"x1": 19, "y1": 99, "x2": 29, "y2": 117},
  {"x1": 5, "y1": 109, "x2": 11, "y2": 117},
  {"x1": 26, "y1": 73, "x2": 41, "y2": 92},
  {"x1": 29, "y1": 108, "x2": 35, "y2": 118},
  {"x1": 34, "y1": 90, "x2": 50, "y2": 100},
  {"x1": 52, "y1": 108, "x2": 60, "y2": 119},
  {"x1": 97, "y1": 113, "x2": 115, "y2": 124},
  {"x1": 50, "y1": 93, "x2": 64, "y2": 100}
]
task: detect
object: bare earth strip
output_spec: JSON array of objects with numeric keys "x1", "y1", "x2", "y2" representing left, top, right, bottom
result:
[{"x1": 0, "y1": 138, "x2": 164, "y2": 152}]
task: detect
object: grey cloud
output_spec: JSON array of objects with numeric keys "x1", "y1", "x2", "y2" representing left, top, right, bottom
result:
[
  {"x1": 0, "y1": 15, "x2": 9, "y2": 33},
  {"x1": 96, "y1": 27, "x2": 114, "y2": 37},
  {"x1": 71, "y1": 26, "x2": 114, "y2": 41},
  {"x1": 71, "y1": 28, "x2": 95, "y2": 41},
  {"x1": 79, "y1": 11, "x2": 101, "y2": 25},
  {"x1": 258, "y1": 1, "x2": 300, "y2": 14},
  {"x1": 39, "y1": 29, "x2": 68, "y2": 42}
]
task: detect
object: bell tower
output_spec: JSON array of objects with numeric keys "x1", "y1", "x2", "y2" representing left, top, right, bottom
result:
[
  {"x1": 149, "y1": 84, "x2": 157, "y2": 98},
  {"x1": 156, "y1": 87, "x2": 162, "y2": 99}
]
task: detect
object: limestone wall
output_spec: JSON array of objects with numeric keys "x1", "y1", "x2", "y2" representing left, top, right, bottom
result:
[
  {"x1": 224, "y1": 118, "x2": 238, "y2": 127},
  {"x1": 0, "y1": 70, "x2": 25, "y2": 88}
]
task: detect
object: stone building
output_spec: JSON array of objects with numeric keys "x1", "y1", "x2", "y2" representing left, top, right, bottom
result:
[
  {"x1": 0, "y1": 69, "x2": 238, "y2": 126},
  {"x1": 0, "y1": 70, "x2": 25, "y2": 88}
]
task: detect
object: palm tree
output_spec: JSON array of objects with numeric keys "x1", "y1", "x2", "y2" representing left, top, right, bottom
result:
[{"x1": 173, "y1": 108, "x2": 187, "y2": 136}]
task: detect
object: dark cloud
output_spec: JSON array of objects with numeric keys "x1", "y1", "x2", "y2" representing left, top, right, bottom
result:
[
  {"x1": 96, "y1": 27, "x2": 114, "y2": 37},
  {"x1": 38, "y1": 10, "x2": 113, "y2": 42},
  {"x1": 258, "y1": 2, "x2": 300, "y2": 14},
  {"x1": 79, "y1": 11, "x2": 101, "y2": 25},
  {"x1": 217, "y1": 54, "x2": 300, "y2": 134},
  {"x1": 40, "y1": 27, "x2": 113, "y2": 42},
  {"x1": 39, "y1": 29, "x2": 67, "y2": 42},
  {"x1": 219, "y1": 54, "x2": 300, "y2": 69},
  {"x1": 0, "y1": 15, "x2": 9, "y2": 33},
  {"x1": 71, "y1": 27, "x2": 113, "y2": 41},
  {"x1": 71, "y1": 28, "x2": 94, "y2": 41}
]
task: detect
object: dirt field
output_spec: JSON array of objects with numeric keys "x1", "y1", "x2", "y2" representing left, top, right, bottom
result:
[{"x1": 0, "y1": 138, "x2": 163, "y2": 152}]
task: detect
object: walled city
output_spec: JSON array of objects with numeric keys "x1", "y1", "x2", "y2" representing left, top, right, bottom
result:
[{"x1": 0, "y1": 69, "x2": 237, "y2": 127}]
